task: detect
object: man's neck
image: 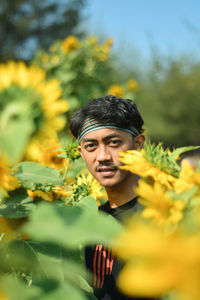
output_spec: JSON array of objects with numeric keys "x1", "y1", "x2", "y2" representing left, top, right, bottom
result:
[{"x1": 105, "y1": 174, "x2": 139, "y2": 208}]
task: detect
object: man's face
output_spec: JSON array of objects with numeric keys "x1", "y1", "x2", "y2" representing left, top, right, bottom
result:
[{"x1": 78, "y1": 128, "x2": 143, "y2": 188}]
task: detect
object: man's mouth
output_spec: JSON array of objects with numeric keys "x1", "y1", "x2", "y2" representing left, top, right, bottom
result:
[{"x1": 96, "y1": 166, "x2": 118, "y2": 177}]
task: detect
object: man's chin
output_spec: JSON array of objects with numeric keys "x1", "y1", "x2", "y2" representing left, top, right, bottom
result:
[{"x1": 98, "y1": 178, "x2": 119, "y2": 188}]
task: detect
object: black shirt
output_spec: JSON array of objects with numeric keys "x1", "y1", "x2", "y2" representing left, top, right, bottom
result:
[{"x1": 85, "y1": 198, "x2": 156, "y2": 300}]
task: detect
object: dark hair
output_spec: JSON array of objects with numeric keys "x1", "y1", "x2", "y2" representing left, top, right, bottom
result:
[{"x1": 70, "y1": 95, "x2": 144, "y2": 138}]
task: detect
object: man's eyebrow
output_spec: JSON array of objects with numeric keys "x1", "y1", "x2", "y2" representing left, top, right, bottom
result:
[
  {"x1": 103, "y1": 134, "x2": 121, "y2": 141},
  {"x1": 82, "y1": 134, "x2": 122, "y2": 144},
  {"x1": 82, "y1": 138, "x2": 97, "y2": 143}
]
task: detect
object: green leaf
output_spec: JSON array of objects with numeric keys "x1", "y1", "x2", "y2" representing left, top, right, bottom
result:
[
  {"x1": 74, "y1": 196, "x2": 98, "y2": 213},
  {"x1": 171, "y1": 145, "x2": 200, "y2": 160},
  {"x1": 0, "y1": 188, "x2": 34, "y2": 218},
  {"x1": 35, "y1": 280, "x2": 89, "y2": 300},
  {"x1": 24, "y1": 202, "x2": 122, "y2": 248},
  {"x1": 8, "y1": 239, "x2": 41, "y2": 272},
  {"x1": 0, "y1": 275, "x2": 41, "y2": 300},
  {"x1": 14, "y1": 162, "x2": 64, "y2": 190},
  {"x1": 0, "y1": 119, "x2": 34, "y2": 163},
  {"x1": 28, "y1": 241, "x2": 65, "y2": 282}
]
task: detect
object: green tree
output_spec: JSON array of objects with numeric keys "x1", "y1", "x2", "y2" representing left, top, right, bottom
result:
[
  {"x1": 136, "y1": 53, "x2": 200, "y2": 148},
  {"x1": 0, "y1": 0, "x2": 87, "y2": 62}
]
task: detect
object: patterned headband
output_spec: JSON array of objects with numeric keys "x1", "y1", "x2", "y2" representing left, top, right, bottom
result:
[{"x1": 78, "y1": 118, "x2": 140, "y2": 143}]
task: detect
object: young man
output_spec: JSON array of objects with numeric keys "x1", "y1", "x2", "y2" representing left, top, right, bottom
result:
[{"x1": 70, "y1": 95, "x2": 155, "y2": 300}]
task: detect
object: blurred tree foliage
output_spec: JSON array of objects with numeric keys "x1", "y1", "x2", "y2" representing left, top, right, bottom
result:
[
  {"x1": 0, "y1": 0, "x2": 87, "y2": 62},
  {"x1": 133, "y1": 53, "x2": 200, "y2": 148}
]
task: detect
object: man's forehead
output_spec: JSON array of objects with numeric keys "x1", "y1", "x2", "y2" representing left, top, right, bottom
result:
[{"x1": 81, "y1": 128, "x2": 129, "y2": 142}]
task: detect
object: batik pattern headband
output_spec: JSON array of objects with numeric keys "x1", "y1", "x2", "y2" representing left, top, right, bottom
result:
[{"x1": 78, "y1": 118, "x2": 140, "y2": 143}]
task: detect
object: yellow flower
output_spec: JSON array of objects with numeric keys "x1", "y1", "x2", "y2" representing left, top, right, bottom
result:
[
  {"x1": 27, "y1": 185, "x2": 71, "y2": 202},
  {"x1": 174, "y1": 160, "x2": 200, "y2": 194},
  {"x1": 119, "y1": 149, "x2": 177, "y2": 189},
  {"x1": 41, "y1": 54, "x2": 49, "y2": 63},
  {"x1": 136, "y1": 180, "x2": 185, "y2": 225},
  {"x1": 105, "y1": 38, "x2": 114, "y2": 47},
  {"x1": 0, "y1": 61, "x2": 69, "y2": 161},
  {"x1": 0, "y1": 290, "x2": 9, "y2": 300},
  {"x1": 51, "y1": 55, "x2": 60, "y2": 64},
  {"x1": 0, "y1": 217, "x2": 27, "y2": 243},
  {"x1": 86, "y1": 35, "x2": 99, "y2": 46},
  {"x1": 127, "y1": 79, "x2": 138, "y2": 91},
  {"x1": 27, "y1": 190, "x2": 54, "y2": 201},
  {"x1": 40, "y1": 140, "x2": 66, "y2": 170},
  {"x1": 93, "y1": 44, "x2": 111, "y2": 62},
  {"x1": 77, "y1": 173, "x2": 104, "y2": 200},
  {"x1": 61, "y1": 35, "x2": 80, "y2": 53},
  {"x1": 113, "y1": 220, "x2": 200, "y2": 300},
  {"x1": 0, "y1": 155, "x2": 20, "y2": 200},
  {"x1": 66, "y1": 173, "x2": 104, "y2": 205},
  {"x1": 108, "y1": 85, "x2": 124, "y2": 97},
  {"x1": 52, "y1": 185, "x2": 72, "y2": 198}
]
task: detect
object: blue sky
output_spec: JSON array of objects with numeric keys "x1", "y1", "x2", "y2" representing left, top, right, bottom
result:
[{"x1": 85, "y1": 0, "x2": 200, "y2": 59}]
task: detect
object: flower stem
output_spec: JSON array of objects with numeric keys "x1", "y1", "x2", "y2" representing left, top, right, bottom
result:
[{"x1": 63, "y1": 159, "x2": 70, "y2": 182}]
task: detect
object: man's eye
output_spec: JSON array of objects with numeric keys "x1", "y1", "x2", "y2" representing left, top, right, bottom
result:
[
  {"x1": 109, "y1": 140, "x2": 121, "y2": 146},
  {"x1": 85, "y1": 143, "x2": 96, "y2": 150}
]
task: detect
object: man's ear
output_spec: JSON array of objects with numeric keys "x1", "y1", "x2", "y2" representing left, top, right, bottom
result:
[
  {"x1": 134, "y1": 134, "x2": 145, "y2": 150},
  {"x1": 78, "y1": 145, "x2": 83, "y2": 158}
]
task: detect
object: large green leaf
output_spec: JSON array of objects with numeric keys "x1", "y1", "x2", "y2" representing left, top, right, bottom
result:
[
  {"x1": 0, "y1": 119, "x2": 34, "y2": 163},
  {"x1": 35, "y1": 280, "x2": 89, "y2": 300},
  {"x1": 75, "y1": 196, "x2": 98, "y2": 213},
  {"x1": 0, "y1": 275, "x2": 41, "y2": 300},
  {"x1": 28, "y1": 241, "x2": 65, "y2": 282},
  {"x1": 0, "y1": 275, "x2": 90, "y2": 300},
  {"x1": 7, "y1": 240, "x2": 92, "y2": 300},
  {"x1": 8, "y1": 240, "x2": 84, "y2": 284},
  {"x1": 15, "y1": 162, "x2": 64, "y2": 190},
  {"x1": 0, "y1": 188, "x2": 34, "y2": 218},
  {"x1": 24, "y1": 202, "x2": 122, "y2": 248}
]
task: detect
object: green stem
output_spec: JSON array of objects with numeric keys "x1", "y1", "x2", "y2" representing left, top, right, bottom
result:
[{"x1": 63, "y1": 159, "x2": 70, "y2": 181}]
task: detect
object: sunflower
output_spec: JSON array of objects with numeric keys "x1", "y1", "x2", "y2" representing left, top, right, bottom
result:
[
  {"x1": 105, "y1": 38, "x2": 114, "y2": 47},
  {"x1": 108, "y1": 85, "x2": 124, "y2": 97},
  {"x1": 127, "y1": 79, "x2": 138, "y2": 91},
  {"x1": 174, "y1": 160, "x2": 200, "y2": 195},
  {"x1": 0, "y1": 217, "x2": 27, "y2": 243},
  {"x1": 0, "y1": 61, "x2": 69, "y2": 161},
  {"x1": 119, "y1": 149, "x2": 177, "y2": 189},
  {"x1": 85, "y1": 35, "x2": 99, "y2": 46},
  {"x1": 93, "y1": 42, "x2": 112, "y2": 62},
  {"x1": 61, "y1": 35, "x2": 80, "y2": 53},
  {"x1": 0, "y1": 155, "x2": 20, "y2": 201},
  {"x1": 136, "y1": 180, "x2": 186, "y2": 225},
  {"x1": 113, "y1": 220, "x2": 200, "y2": 300},
  {"x1": 77, "y1": 173, "x2": 104, "y2": 200},
  {"x1": 27, "y1": 185, "x2": 71, "y2": 202},
  {"x1": 67, "y1": 173, "x2": 104, "y2": 204},
  {"x1": 40, "y1": 140, "x2": 66, "y2": 170}
]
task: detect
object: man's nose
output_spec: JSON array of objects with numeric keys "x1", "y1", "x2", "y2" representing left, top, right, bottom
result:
[{"x1": 97, "y1": 145, "x2": 111, "y2": 162}]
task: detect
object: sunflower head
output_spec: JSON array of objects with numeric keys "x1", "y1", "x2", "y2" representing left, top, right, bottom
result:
[
  {"x1": 0, "y1": 154, "x2": 20, "y2": 201},
  {"x1": 108, "y1": 84, "x2": 124, "y2": 97},
  {"x1": 143, "y1": 140, "x2": 181, "y2": 178},
  {"x1": 61, "y1": 36, "x2": 80, "y2": 53},
  {"x1": 40, "y1": 140, "x2": 66, "y2": 170},
  {"x1": 68, "y1": 173, "x2": 104, "y2": 204},
  {"x1": 63, "y1": 141, "x2": 80, "y2": 162},
  {"x1": 0, "y1": 61, "x2": 69, "y2": 162}
]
